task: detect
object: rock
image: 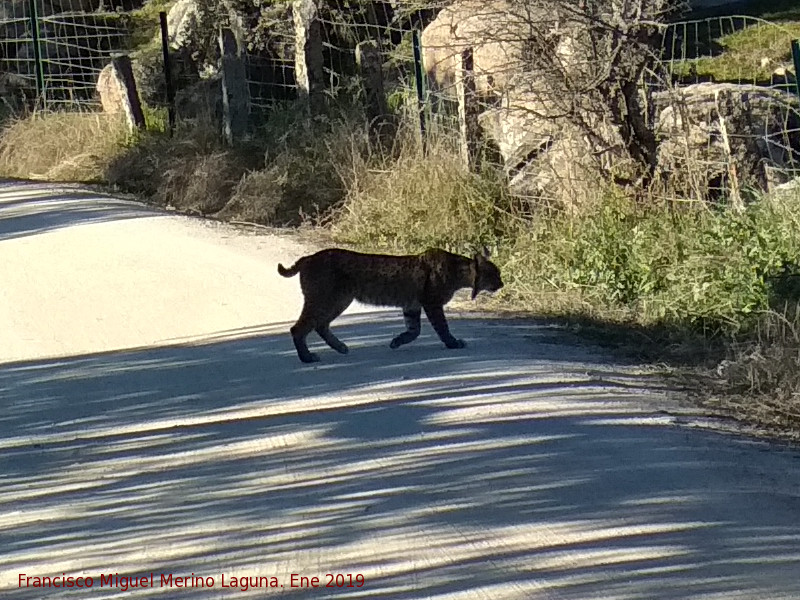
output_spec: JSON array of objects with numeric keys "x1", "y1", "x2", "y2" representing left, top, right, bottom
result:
[
  {"x1": 654, "y1": 82, "x2": 800, "y2": 200},
  {"x1": 422, "y1": 0, "x2": 651, "y2": 208},
  {"x1": 420, "y1": 0, "x2": 600, "y2": 98},
  {"x1": 420, "y1": 0, "x2": 532, "y2": 97},
  {"x1": 478, "y1": 76, "x2": 564, "y2": 171},
  {"x1": 97, "y1": 63, "x2": 123, "y2": 113},
  {"x1": 478, "y1": 71, "x2": 638, "y2": 208},
  {"x1": 482, "y1": 80, "x2": 800, "y2": 207},
  {"x1": 96, "y1": 56, "x2": 145, "y2": 130}
]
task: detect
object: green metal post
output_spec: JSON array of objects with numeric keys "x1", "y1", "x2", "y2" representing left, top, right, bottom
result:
[
  {"x1": 412, "y1": 29, "x2": 427, "y2": 153},
  {"x1": 159, "y1": 11, "x2": 176, "y2": 135}
]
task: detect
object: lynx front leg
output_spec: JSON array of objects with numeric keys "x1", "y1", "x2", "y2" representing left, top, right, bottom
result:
[
  {"x1": 423, "y1": 304, "x2": 465, "y2": 349},
  {"x1": 389, "y1": 308, "x2": 422, "y2": 349}
]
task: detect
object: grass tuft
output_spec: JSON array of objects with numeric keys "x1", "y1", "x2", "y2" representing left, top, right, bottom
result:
[
  {"x1": 331, "y1": 124, "x2": 518, "y2": 255},
  {"x1": 0, "y1": 111, "x2": 130, "y2": 182}
]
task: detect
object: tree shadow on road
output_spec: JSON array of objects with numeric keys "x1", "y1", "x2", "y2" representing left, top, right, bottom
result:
[
  {"x1": 2, "y1": 314, "x2": 799, "y2": 599},
  {"x1": 0, "y1": 179, "x2": 157, "y2": 241}
]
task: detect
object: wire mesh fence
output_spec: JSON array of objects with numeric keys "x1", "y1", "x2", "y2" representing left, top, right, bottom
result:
[
  {"x1": 655, "y1": 16, "x2": 800, "y2": 202},
  {"x1": 661, "y1": 16, "x2": 800, "y2": 90},
  {"x1": 0, "y1": 0, "x2": 127, "y2": 110}
]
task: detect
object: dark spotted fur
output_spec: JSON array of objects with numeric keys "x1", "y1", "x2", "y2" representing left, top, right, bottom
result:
[{"x1": 278, "y1": 248, "x2": 503, "y2": 363}]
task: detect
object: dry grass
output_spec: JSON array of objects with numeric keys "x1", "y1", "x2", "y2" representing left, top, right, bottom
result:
[
  {"x1": 0, "y1": 111, "x2": 130, "y2": 182},
  {"x1": 105, "y1": 122, "x2": 260, "y2": 215},
  {"x1": 105, "y1": 109, "x2": 369, "y2": 225},
  {"x1": 713, "y1": 306, "x2": 800, "y2": 435},
  {"x1": 331, "y1": 124, "x2": 518, "y2": 254}
]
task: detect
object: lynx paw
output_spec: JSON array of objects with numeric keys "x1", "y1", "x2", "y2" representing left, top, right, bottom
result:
[{"x1": 299, "y1": 352, "x2": 321, "y2": 363}]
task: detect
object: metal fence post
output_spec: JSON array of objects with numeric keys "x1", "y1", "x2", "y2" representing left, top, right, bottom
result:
[
  {"x1": 412, "y1": 29, "x2": 427, "y2": 153},
  {"x1": 27, "y1": 0, "x2": 45, "y2": 103},
  {"x1": 159, "y1": 11, "x2": 176, "y2": 135},
  {"x1": 792, "y1": 40, "x2": 800, "y2": 101},
  {"x1": 456, "y1": 47, "x2": 481, "y2": 171}
]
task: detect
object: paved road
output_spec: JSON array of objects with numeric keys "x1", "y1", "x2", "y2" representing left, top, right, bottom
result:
[{"x1": 1, "y1": 180, "x2": 799, "y2": 599}]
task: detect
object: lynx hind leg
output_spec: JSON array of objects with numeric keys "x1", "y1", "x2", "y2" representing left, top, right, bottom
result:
[
  {"x1": 313, "y1": 295, "x2": 353, "y2": 354},
  {"x1": 390, "y1": 308, "x2": 422, "y2": 349},
  {"x1": 423, "y1": 304, "x2": 466, "y2": 349}
]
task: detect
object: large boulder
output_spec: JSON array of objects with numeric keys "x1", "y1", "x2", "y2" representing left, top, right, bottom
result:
[
  {"x1": 481, "y1": 81, "x2": 800, "y2": 206},
  {"x1": 96, "y1": 62, "x2": 126, "y2": 114},
  {"x1": 420, "y1": 0, "x2": 531, "y2": 97},
  {"x1": 479, "y1": 76, "x2": 637, "y2": 208},
  {"x1": 96, "y1": 56, "x2": 145, "y2": 129},
  {"x1": 420, "y1": 0, "x2": 599, "y2": 99},
  {"x1": 424, "y1": 0, "x2": 663, "y2": 208},
  {"x1": 654, "y1": 83, "x2": 800, "y2": 200}
]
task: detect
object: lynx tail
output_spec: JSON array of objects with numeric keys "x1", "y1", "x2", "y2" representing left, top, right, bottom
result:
[{"x1": 277, "y1": 262, "x2": 301, "y2": 277}]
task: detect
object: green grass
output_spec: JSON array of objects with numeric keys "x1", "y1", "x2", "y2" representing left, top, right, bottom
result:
[
  {"x1": 670, "y1": 19, "x2": 800, "y2": 83},
  {"x1": 126, "y1": 0, "x2": 176, "y2": 50}
]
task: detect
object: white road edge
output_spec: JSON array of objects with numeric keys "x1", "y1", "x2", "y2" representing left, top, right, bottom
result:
[{"x1": 1, "y1": 180, "x2": 799, "y2": 599}]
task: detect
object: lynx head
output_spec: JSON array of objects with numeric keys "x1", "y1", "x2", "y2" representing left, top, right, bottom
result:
[{"x1": 471, "y1": 247, "x2": 504, "y2": 300}]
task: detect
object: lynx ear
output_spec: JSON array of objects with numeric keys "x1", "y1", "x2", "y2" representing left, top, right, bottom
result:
[{"x1": 481, "y1": 245, "x2": 491, "y2": 258}]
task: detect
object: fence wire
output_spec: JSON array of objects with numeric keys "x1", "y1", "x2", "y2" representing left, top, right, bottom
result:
[
  {"x1": 0, "y1": 0, "x2": 126, "y2": 110},
  {"x1": 662, "y1": 16, "x2": 800, "y2": 90}
]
